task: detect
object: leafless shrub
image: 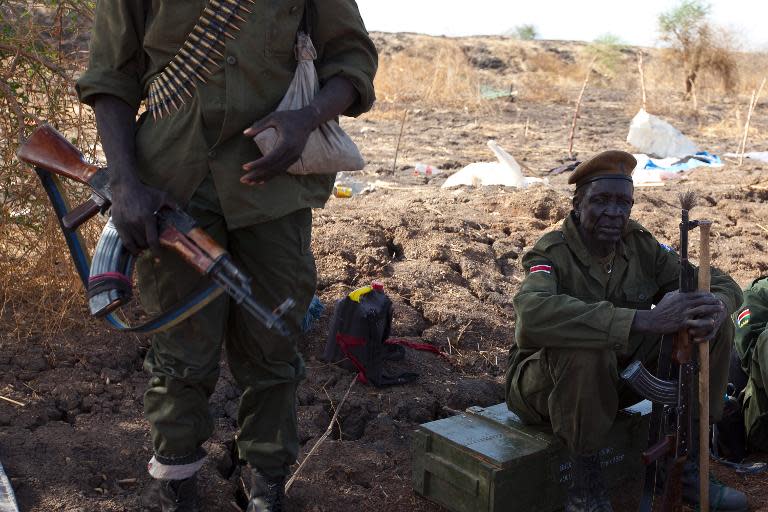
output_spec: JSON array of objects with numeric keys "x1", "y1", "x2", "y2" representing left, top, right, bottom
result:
[{"x1": 0, "y1": 1, "x2": 100, "y2": 336}]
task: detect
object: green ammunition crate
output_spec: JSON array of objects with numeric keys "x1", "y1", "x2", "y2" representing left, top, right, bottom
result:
[{"x1": 413, "y1": 401, "x2": 651, "y2": 512}]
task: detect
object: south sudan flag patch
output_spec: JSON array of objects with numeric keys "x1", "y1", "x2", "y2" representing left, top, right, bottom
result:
[
  {"x1": 737, "y1": 308, "x2": 751, "y2": 328},
  {"x1": 530, "y1": 264, "x2": 552, "y2": 275}
]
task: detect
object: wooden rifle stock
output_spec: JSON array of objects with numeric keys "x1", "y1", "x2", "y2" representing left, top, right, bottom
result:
[
  {"x1": 16, "y1": 124, "x2": 99, "y2": 184},
  {"x1": 672, "y1": 328, "x2": 693, "y2": 367}
]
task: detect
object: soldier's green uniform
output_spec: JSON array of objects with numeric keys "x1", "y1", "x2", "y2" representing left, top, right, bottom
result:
[
  {"x1": 76, "y1": 0, "x2": 377, "y2": 481},
  {"x1": 505, "y1": 213, "x2": 743, "y2": 454},
  {"x1": 734, "y1": 276, "x2": 768, "y2": 451}
]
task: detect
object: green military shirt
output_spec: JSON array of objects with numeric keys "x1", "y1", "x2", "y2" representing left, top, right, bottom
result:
[
  {"x1": 510, "y1": 213, "x2": 743, "y2": 372},
  {"x1": 734, "y1": 276, "x2": 768, "y2": 370},
  {"x1": 76, "y1": 0, "x2": 377, "y2": 228}
]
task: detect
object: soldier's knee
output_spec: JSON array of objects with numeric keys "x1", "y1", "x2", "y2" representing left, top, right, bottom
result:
[
  {"x1": 544, "y1": 348, "x2": 616, "y2": 370},
  {"x1": 544, "y1": 347, "x2": 616, "y2": 377}
]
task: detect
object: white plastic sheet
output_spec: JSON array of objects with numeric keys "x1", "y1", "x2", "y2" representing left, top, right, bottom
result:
[{"x1": 724, "y1": 152, "x2": 768, "y2": 163}]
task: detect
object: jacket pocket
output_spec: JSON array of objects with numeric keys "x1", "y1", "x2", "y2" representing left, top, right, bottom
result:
[
  {"x1": 265, "y1": 2, "x2": 304, "y2": 58},
  {"x1": 621, "y1": 285, "x2": 656, "y2": 309}
]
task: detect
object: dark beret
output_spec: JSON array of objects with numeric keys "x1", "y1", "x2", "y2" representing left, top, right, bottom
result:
[{"x1": 568, "y1": 150, "x2": 637, "y2": 187}]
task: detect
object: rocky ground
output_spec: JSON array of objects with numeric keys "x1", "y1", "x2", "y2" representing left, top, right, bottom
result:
[{"x1": 1, "y1": 32, "x2": 768, "y2": 511}]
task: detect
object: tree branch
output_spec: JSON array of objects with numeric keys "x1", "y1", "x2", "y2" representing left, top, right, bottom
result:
[{"x1": 0, "y1": 43, "x2": 70, "y2": 81}]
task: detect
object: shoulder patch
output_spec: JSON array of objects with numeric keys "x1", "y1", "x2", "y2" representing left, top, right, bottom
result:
[
  {"x1": 737, "y1": 308, "x2": 751, "y2": 328},
  {"x1": 659, "y1": 242, "x2": 675, "y2": 253},
  {"x1": 529, "y1": 264, "x2": 553, "y2": 275}
]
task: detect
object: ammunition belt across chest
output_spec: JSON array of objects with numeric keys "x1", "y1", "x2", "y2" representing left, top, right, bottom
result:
[{"x1": 146, "y1": 0, "x2": 255, "y2": 119}]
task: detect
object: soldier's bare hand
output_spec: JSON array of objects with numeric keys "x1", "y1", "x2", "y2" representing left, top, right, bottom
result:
[
  {"x1": 110, "y1": 171, "x2": 172, "y2": 255},
  {"x1": 241, "y1": 107, "x2": 319, "y2": 184},
  {"x1": 686, "y1": 298, "x2": 727, "y2": 343},
  {"x1": 636, "y1": 291, "x2": 723, "y2": 335}
]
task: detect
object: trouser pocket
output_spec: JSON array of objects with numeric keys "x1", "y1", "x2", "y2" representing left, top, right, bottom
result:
[{"x1": 505, "y1": 351, "x2": 549, "y2": 424}]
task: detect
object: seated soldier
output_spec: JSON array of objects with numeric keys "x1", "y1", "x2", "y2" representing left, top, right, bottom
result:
[
  {"x1": 505, "y1": 150, "x2": 747, "y2": 512},
  {"x1": 734, "y1": 276, "x2": 768, "y2": 453}
]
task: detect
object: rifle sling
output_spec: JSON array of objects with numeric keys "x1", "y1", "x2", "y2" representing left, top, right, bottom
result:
[{"x1": 35, "y1": 167, "x2": 224, "y2": 334}]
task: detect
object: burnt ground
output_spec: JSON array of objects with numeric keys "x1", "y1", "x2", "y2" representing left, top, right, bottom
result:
[{"x1": 1, "y1": 32, "x2": 768, "y2": 511}]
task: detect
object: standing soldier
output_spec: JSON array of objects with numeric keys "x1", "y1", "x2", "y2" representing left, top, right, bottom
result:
[
  {"x1": 505, "y1": 151, "x2": 747, "y2": 511},
  {"x1": 75, "y1": 1, "x2": 377, "y2": 510}
]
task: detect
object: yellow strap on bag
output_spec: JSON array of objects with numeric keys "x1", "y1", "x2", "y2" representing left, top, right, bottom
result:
[{"x1": 348, "y1": 286, "x2": 373, "y2": 303}]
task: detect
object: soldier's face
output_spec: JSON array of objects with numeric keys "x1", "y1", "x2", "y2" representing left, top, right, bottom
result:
[{"x1": 576, "y1": 179, "x2": 634, "y2": 244}]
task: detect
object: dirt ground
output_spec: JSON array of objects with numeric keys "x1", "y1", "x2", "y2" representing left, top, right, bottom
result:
[{"x1": 1, "y1": 32, "x2": 768, "y2": 511}]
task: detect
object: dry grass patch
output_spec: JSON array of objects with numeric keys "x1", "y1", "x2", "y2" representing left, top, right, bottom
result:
[{"x1": 370, "y1": 39, "x2": 487, "y2": 115}]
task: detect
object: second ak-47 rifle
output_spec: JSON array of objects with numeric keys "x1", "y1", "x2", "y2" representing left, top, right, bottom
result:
[
  {"x1": 16, "y1": 124, "x2": 295, "y2": 336},
  {"x1": 621, "y1": 192, "x2": 708, "y2": 512}
]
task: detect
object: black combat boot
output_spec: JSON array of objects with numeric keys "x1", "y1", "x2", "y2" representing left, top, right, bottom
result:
[
  {"x1": 245, "y1": 469, "x2": 285, "y2": 512},
  {"x1": 141, "y1": 473, "x2": 200, "y2": 512},
  {"x1": 680, "y1": 426, "x2": 747, "y2": 512},
  {"x1": 565, "y1": 453, "x2": 613, "y2": 512}
]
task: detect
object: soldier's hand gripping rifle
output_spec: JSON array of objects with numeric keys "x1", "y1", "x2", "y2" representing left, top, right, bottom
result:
[
  {"x1": 16, "y1": 124, "x2": 294, "y2": 336},
  {"x1": 621, "y1": 192, "x2": 704, "y2": 512}
]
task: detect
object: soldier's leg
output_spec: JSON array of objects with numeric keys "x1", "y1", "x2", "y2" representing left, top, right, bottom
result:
[
  {"x1": 507, "y1": 348, "x2": 619, "y2": 454},
  {"x1": 508, "y1": 348, "x2": 619, "y2": 512},
  {"x1": 224, "y1": 208, "x2": 316, "y2": 487},
  {"x1": 745, "y1": 330, "x2": 768, "y2": 451},
  {"x1": 137, "y1": 175, "x2": 228, "y2": 481},
  {"x1": 544, "y1": 348, "x2": 620, "y2": 454},
  {"x1": 709, "y1": 318, "x2": 735, "y2": 422}
]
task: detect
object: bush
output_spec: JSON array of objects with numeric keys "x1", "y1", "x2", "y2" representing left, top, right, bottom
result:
[
  {"x1": 0, "y1": 1, "x2": 100, "y2": 334},
  {"x1": 657, "y1": 0, "x2": 738, "y2": 95},
  {"x1": 510, "y1": 24, "x2": 538, "y2": 41},
  {"x1": 586, "y1": 34, "x2": 627, "y2": 80}
]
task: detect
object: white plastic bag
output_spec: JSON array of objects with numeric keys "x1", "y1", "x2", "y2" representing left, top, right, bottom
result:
[
  {"x1": 441, "y1": 140, "x2": 546, "y2": 188},
  {"x1": 253, "y1": 33, "x2": 365, "y2": 175},
  {"x1": 626, "y1": 109, "x2": 699, "y2": 159}
]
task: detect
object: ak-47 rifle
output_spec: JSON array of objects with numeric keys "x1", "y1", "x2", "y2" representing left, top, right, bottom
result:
[
  {"x1": 16, "y1": 124, "x2": 294, "y2": 336},
  {"x1": 621, "y1": 192, "x2": 703, "y2": 512}
]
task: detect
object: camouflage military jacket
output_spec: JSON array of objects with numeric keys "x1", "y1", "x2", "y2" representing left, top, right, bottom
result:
[
  {"x1": 734, "y1": 276, "x2": 768, "y2": 368},
  {"x1": 510, "y1": 213, "x2": 743, "y2": 369},
  {"x1": 76, "y1": 0, "x2": 377, "y2": 228}
]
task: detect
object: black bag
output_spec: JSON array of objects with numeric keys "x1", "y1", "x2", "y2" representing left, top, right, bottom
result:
[{"x1": 323, "y1": 283, "x2": 439, "y2": 386}]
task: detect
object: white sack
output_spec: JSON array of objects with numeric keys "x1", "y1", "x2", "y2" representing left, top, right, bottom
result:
[
  {"x1": 626, "y1": 109, "x2": 699, "y2": 159},
  {"x1": 254, "y1": 33, "x2": 364, "y2": 175}
]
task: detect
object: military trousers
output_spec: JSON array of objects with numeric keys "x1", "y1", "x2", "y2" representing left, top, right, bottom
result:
[
  {"x1": 136, "y1": 174, "x2": 316, "y2": 479},
  {"x1": 505, "y1": 321, "x2": 734, "y2": 455},
  {"x1": 743, "y1": 329, "x2": 768, "y2": 451}
]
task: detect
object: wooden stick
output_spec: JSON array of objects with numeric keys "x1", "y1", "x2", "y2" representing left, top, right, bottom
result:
[
  {"x1": 285, "y1": 376, "x2": 356, "y2": 494},
  {"x1": 637, "y1": 51, "x2": 647, "y2": 111},
  {"x1": 739, "y1": 77, "x2": 766, "y2": 166},
  {"x1": 392, "y1": 109, "x2": 408, "y2": 173},
  {"x1": 697, "y1": 220, "x2": 713, "y2": 512},
  {"x1": 567, "y1": 58, "x2": 596, "y2": 159},
  {"x1": 0, "y1": 395, "x2": 25, "y2": 407}
]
